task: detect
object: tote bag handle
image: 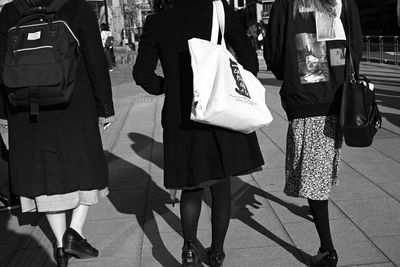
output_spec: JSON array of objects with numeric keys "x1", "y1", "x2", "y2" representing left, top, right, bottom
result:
[{"x1": 211, "y1": 0, "x2": 226, "y2": 48}]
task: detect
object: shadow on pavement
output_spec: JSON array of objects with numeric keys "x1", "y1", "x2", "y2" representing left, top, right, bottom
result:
[
  {"x1": 128, "y1": 132, "x2": 312, "y2": 266},
  {"x1": 0, "y1": 211, "x2": 52, "y2": 266},
  {"x1": 374, "y1": 88, "x2": 400, "y2": 128},
  {"x1": 107, "y1": 151, "x2": 204, "y2": 266}
]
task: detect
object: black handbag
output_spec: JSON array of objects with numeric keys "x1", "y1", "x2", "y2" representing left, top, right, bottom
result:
[{"x1": 339, "y1": 0, "x2": 382, "y2": 147}]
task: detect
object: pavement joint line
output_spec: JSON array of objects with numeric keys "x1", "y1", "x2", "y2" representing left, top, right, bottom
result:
[
  {"x1": 133, "y1": 95, "x2": 160, "y2": 267},
  {"x1": 340, "y1": 158, "x2": 400, "y2": 205},
  {"x1": 250, "y1": 172, "x2": 309, "y2": 264},
  {"x1": 258, "y1": 127, "x2": 286, "y2": 154},
  {"x1": 328, "y1": 199, "x2": 396, "y2": 266}
]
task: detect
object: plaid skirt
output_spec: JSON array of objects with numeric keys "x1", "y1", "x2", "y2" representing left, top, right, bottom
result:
[
  {"x1": 284, "y1": 115, "x2": 343, "y2": 200},
  {"x1": 20, "y1": 188, "x2": 109, "y2": 213}
]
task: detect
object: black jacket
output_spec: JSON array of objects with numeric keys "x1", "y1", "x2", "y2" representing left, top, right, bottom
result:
[
  {"x1": 263, "y1": 0, "x2": 363, "y2": 121},
  {"x1": 0, "y1": 0, "x2": 114, "y2": 197},
  {"x1": 133, "y1": 0, "x2": 264, "y2": 189}
]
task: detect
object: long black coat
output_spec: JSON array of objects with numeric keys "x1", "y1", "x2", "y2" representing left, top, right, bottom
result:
[
  {"x1": 0, "y1": 0, "x2": 115, "y2": 197},
  {"x1": 133, "y1": 0, "x2": 264, "y2": 189}
]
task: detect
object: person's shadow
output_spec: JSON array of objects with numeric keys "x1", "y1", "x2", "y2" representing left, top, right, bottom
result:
[
  {"x1": 374, "y1": 88, "x2": 400, "y2": 128},
  {"x1": 0, "y1": 208, "x2": 53, "y2": 266},
  {"x1": 106, "y1": 151, "x2": 205, "y2": 266},
  {"x1": 128, "y1": 132, "x2": 312, "y2": 265}
]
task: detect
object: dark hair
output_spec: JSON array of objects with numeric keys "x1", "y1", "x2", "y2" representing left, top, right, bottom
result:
[
  {"x1": 293, "y1": 0, "x2": 338, "y2": 18},
  {"x1": 25, "y1": 0, "x2": 42, "y2": 6},
  {"x1": 153, "y1": 0, "x2": 174, "y2": 13}
]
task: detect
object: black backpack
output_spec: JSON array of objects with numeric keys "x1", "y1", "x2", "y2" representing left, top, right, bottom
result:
[{"x1": 2, "y1": 0, "x2": 80, "y2": 115}]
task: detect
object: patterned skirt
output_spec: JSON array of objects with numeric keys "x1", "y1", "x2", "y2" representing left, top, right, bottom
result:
[
  {"x1": 284, "y1": 115, "x2": 343, "y2": 200},
  {"x1": 20, "y1": 188, "x2": 109, "y2": 213}
]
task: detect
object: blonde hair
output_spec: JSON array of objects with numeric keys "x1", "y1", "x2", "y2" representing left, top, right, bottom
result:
[{"x1": 293, "y1": 0, "x2": 338, "y2": 18}]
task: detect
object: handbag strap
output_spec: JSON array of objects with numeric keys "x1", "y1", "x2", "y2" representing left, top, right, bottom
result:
[
  {"x1": 211, "y1": 0, "x2": 226, "y2": 48},
  {"x1": 343, "y1": 0, "x2": 356, "y2": 82}
]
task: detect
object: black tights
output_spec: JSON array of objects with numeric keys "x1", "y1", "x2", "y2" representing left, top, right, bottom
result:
[
  {"x1": 180, "y1": 179, "x2": 231, "y2": 252},
  {"x1": 308, "y1": 199, "x2": 334, "y2": 252}
]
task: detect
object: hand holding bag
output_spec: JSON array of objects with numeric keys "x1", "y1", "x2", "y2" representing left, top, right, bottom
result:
[
  {"x1": 340, "y1": 0, "x2": 382, "y2": 147},
  {"x1": 188, "y1": 0, "x2": 273, "y2": 134}
]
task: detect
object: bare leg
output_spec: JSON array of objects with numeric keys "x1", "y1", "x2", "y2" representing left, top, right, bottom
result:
[
  {"x1": 46, "y1": 212, "x2": 67, "y2": 248},
  {"x1": 70, "y1": 204, "x2": 89, "y2": 238}
]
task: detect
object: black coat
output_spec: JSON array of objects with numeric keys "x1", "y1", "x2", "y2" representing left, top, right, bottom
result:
[
  {"x1": 0, "y1": 0, "x2": 115, "y2": 197},
  {"x1": 133, "y1": 0, "x2": 264, "y2": 189}
]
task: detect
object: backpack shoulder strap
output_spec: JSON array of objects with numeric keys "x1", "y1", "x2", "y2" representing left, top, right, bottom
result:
[
  {"x1": 48, "y1": 0, "x2": 70, "y2": 13},
  {"x1": 13, "y1": 0, "x2": 31, "y2": 15}
]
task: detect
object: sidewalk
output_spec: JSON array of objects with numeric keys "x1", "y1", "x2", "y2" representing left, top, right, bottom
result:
[{"x1": 1, "y1": 59, "x2": 400, "y2": 267}]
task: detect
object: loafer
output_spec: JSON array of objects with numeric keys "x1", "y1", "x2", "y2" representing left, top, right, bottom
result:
[
  {"x1": 311, "y1": 249, "x2": 338, "y2": 267},
  {"x1": 54, "y1": 247, "x2": 71, "y2": 267},
  {"x1": 63, "y1": 227, "x2": 98, "y2": 259}
]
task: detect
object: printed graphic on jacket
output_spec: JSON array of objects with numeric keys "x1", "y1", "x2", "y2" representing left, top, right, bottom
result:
[
  {"x1": 230, "y1": 59, "x2": 251, "y2": 98},
  {"x1": 295, "y1": 33, "x2": 329, "y2": 84},
  {"x1": 329, "y1": 47, "x2": 346, "y2": 66}
]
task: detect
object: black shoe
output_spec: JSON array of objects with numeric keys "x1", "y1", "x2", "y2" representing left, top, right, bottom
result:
[
  {"x1": 311, "y1": 249, "x2": 338, "y2": 267},
  {"x1": 54, "y1": 247, "x2": 71, "y2": 267},
  {"x1": 63, "y1": 227, "x2": 98, "y2": 259},
  {"x1": 182, "y1": 241, "x2": 203, "y2": 267},
  {"x1": 207, "y1": 248, "x2": 225, "y2": 267},
  {"x1": 0, "y1": 193, "x2": 20, "y2": 212}
]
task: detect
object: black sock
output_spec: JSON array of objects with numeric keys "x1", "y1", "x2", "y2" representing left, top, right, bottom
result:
[
  {"x1": 180, "y1": 188, "x2": 204, "y2": 242},
  {"x1": 308, "y1": 199, "x2": 334, "y2": 252},
  {"x1": 210, "y1": 179, "x2": 231, "y2": 253}
]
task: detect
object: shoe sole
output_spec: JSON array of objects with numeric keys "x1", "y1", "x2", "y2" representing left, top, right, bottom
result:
[{"x1": 64, "y1": 245, "x2": 98, "y2": 259}]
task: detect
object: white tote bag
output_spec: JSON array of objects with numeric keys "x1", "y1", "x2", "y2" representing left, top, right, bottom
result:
[{"x1": 188, "y1": 0, "x2": 272, "y2": 134}]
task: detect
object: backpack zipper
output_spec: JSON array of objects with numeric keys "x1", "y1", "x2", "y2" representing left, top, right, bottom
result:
[
  {"x1": 13, "y1": 45, "x2": 53, "y2": 54},
  {"x1": 9, "y1": 21, "x2": 80, "y2": 47}
]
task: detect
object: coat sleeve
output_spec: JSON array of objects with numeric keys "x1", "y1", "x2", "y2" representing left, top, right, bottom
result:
[
  {"x1": 223, "y1": 0, "x2": 259, "y2": 76},
  {"x1": 78, "y1": 1, "x2": 115, "y2": 120},
  {"x1": 0, "y1": 4, "x2": 10, "y2": 124},
  {"x1": 348, "y1": 0, "x2": 363, "y2": 78},
  {"x1": 132, "y1": 15, "x2": 165, "y2": 96},
  {"x1": 263, "y1": 0, "x2": 286, "y2": 80}
]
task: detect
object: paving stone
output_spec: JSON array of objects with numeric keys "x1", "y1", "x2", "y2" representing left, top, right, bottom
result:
[
  {"x1": 69, "y1": 218, "x2": 143, "y2": 263},
  {"x1": 107, "y1": 155, "x2": 150, "y2": 171},
  {"x1": 0, "y1": 245, "x2": 16, "y2": 267},
  {"x1": 284, "y1": 219, "x2": 388, "y2": 266},
  {"x1": 372, "y1": 235, "x2": 400, "y2": 267},
  {"x1": 331, "y1": 171, "x2": 389, "y2": 201},
  {"x1": 380, "y1": 182, "x2": 400, "y2": 202},
  {"x1": 226, "y1": 207, "x2": 293, "y2": 249},
  {"x1": 341, "y1": 146, "x2": 388, "y2": 163},
  {"x1": 258, "y1": 149, "x2": 286, "y2": 169},
  {"x1": 267, "y1": 192, "x2": 344, "y2": 224},
  {"x1": 7, "y1": 246, "x2": 54, "y2": 267},
  {"x1": 372, "y1": 138, "x2": 400, "y2": 162},
  {"x1": 224, "y1": 246, "x2": 309, "y2": 267},
  {"x1": 87, "y1": 190, "x2": 147, "y2": 221},
  {"x1": 252, "y1": 168, "x2": 286, "y2": 192},
  {"x1": 335, "y1": 198, "x2": 400, "y2": 237},
  {"x1": 108, "y1": 168, "x2": 150, "y2": 191},
  {"x1": 374, "y1": 128, "x2": 400, "y2": 139},
  {"x1": 141, "y1": 230, "x2": 211, "y2": 267},
  {"x1": 144, "y1": 200, "x2": 211, "y2": 234},
  {"x1": 349, "y1": 159, "x2": 400, "y2": 184},
  {"x1": 352, "y1": 263, "x2": 396, "y2": 267},
  {"x1": 69, "y1": 257, "x2": 138, "y2": 267},
  {"x1": 230, "y1": 177, "x2": 270, "y2": 210}
]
